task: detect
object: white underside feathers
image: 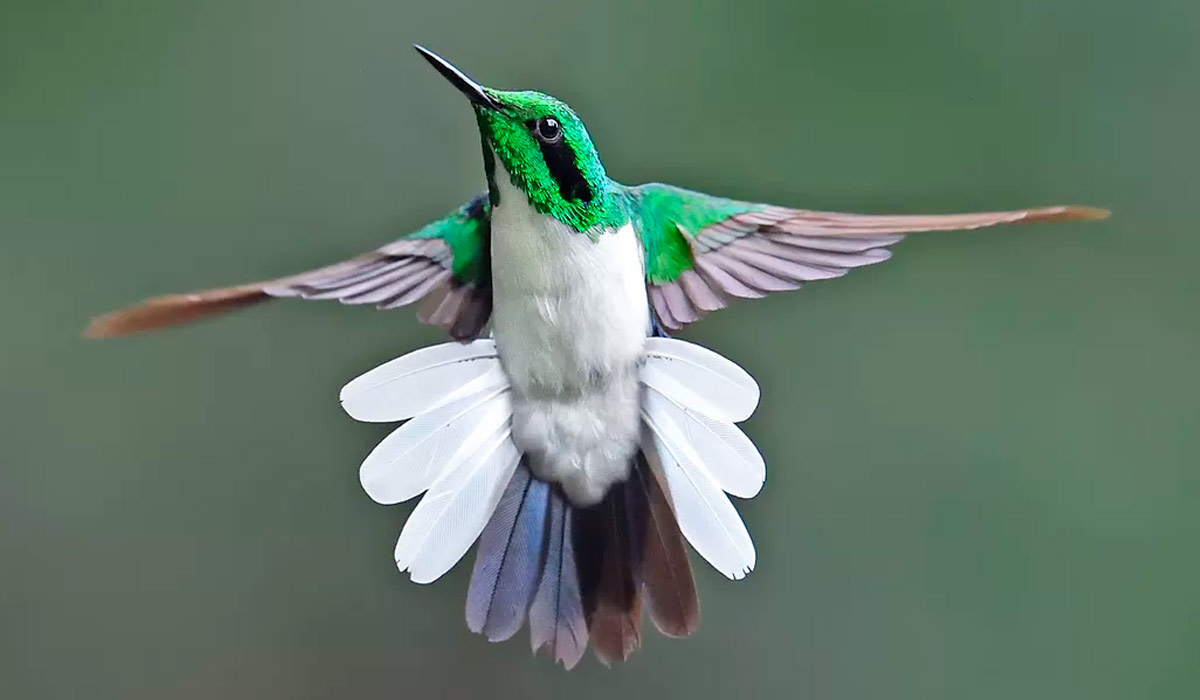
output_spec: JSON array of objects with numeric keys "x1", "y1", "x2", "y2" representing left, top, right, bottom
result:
[
  {"x1": 342, "y1": 337, "x2": 764, "y2": 583},
  {"x1": 394, "y1": 422, "x2": 522, "y2": 584},
  {"x1": 640, "y1": 419, "x2": 756, "y2": 579},
  {"x1": 642, "y1": 387, "x2": 765, "y2": 499},
  {"x1": 640, "y1": 337, "x2": 760, "y2": 422},
  {"x1": 359, "y1": 386, "x2": 512, "y2": 505},
  {"x1": 339, "y1": 339, "x2": 502, "y2": 422}
]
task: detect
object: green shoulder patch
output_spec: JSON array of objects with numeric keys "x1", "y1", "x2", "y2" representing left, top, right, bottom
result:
[
  {"x1": 624, "y1": 183, "x2": 766, "y2": 284},
  {"x1": 407, "y1": 193, "x2": 491, "y2": 288}
]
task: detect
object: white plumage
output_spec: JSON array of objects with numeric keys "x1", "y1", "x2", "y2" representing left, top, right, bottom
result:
[
  {"x1": 339, "y1": 339, "x2": 501, "y2": 422},
  {"x1": 489, "y1": 158, "x2": 650, "y2": 506},
  {"x1": 640, "y1": 412, "x2": 757, "y2": 580},
  {"x1": 359, "y1": 385, "x2": 512, "y2": 505},
  {"x1": 640, "y1": 337, "x2": 760, "y2": 422},
  {"x1": 393, "y1": 420, "x2": 522, "y2": 584},
  {"x1": 342, "y1": 336, "x2": 765, "y2": 583},
  {"x1": 642, "y1": 387, "x2": 765, "y2": 499}
]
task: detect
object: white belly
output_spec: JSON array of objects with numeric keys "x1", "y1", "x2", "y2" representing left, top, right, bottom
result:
[{"x1": 489, "y1": 163, "x2": 649, "y2": 505}]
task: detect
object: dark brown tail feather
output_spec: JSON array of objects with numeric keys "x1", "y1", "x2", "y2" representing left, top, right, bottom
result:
[
  {"x1": 84, "y1": 285, "x2": 269, "y2": 338},
  {"x1": 586, "y1": 480, "x2": 644, "y2": 665},
  {"x1": 569, "y1": 453, "x2": 699, "y2": 667},
  {"x1": 634, "y1": 454, "x2": 700, "y2": 637}
]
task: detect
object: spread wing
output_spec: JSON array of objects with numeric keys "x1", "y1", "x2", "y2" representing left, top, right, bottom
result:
[
  {"x1": 86, "y1": 194, "x2": 493, "y2": 340},
  {"x1": 625, "y1": 183, "x2": 1107, "y2": 330}
]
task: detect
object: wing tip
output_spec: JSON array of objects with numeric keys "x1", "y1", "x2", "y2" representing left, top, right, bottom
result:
[
  {"x1": 81, "y1": 298, "x2": 193, "y2": 339},
  {"x1": 1038, "y1": 205, "x2": 1111, "y2": 222},
  {"x1": 82, "y1": 288, "x2": 268, "y2": 339},
  {"x1": 82, "y1": 312, "x2": 124, "y2": 339}
]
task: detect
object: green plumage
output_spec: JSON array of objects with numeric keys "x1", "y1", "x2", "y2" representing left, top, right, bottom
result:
[
  {"x1": 400, "y1": 180, "x2": 769, "y2": 290},
  {"x1": 477, "y1": 89, "x2": 626, "y2": 235},
  {"x1": 407, "y1": 194, "x2": 491, "y2": 287},
  {"x1": 623, "y1": 184, "x2": 765, "y2": 284},
  {"x1": 400, "y1": 182, "x2": 765, "y2": 290}
]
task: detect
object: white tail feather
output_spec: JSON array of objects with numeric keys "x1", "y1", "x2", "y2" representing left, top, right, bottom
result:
[
  {"x1": 643, "y1": 387, "x2": 765, "y2": 498},
  {"x1": 640, "y1": 418, "x2": 756, "y2": 580},
  {"x1": 394, "y1": 423, "x2": 522, "y2": 584},
  {"x1": 359, "y1": 387, "x2": 512, "y2": 505},
  {"x1": 348, "y1": 335, "x2": 765, "y2": 586},
  {"x1": 340, "y1": 339, "x2": 501, "y2": 422},
  {"x1": 641, "y1": 337, "x2": 759, "y2": 422}
]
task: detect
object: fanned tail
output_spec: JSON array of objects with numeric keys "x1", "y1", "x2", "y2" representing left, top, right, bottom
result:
[
  {"x1": 465, "y1": 453, "x2": 699, "y2": 669},
  {"x1": 345, "y1": 337, "x2": 759, "y2": 669}
]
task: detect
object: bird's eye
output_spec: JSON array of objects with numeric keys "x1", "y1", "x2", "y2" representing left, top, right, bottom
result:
[{"x1": 534, "y1": 116, "x2": 562, "y2": 143}]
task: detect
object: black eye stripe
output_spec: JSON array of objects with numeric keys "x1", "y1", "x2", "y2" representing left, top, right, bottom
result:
[{"x1": 526, "y1": 118, "x2": 593, "y2": 204}]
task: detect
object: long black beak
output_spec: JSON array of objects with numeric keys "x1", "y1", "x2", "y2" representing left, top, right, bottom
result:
[{"x1": 414, "y1": 45, "x2": 503, "y2": 111}]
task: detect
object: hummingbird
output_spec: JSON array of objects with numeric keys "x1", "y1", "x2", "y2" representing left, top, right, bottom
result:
[{"x1": 87, "y1": 46, "x2": 1108, "y2": 668}]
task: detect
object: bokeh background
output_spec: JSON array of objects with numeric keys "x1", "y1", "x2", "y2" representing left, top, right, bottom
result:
[{"x1": 3, "y1": 1, "x2": 1198, "y2": 698}]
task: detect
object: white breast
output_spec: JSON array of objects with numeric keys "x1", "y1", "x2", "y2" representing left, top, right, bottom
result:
[{"x1": 488, "y1": 160, "x2": 649, "y2": 505}]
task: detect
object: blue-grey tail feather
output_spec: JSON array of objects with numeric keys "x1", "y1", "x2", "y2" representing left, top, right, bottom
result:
[
  {"x1": 465, "y1": 462, "x2": 549, "y2": 642},
  {"x1": 465, "y1": 453, "x2": 695, "y2": 668},
  {"x1": 528, "y1": 490, "x2": 588, "y2": 668},
  {"x1": 467, "y1": 462, "x2": 588, "y2": 667}
]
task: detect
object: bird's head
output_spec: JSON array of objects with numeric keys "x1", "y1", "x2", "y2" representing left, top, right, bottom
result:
[{"x1": 415, "y1": 45, "x2": 618, "y2": 233}]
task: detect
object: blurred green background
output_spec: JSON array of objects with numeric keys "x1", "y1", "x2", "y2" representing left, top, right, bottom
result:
[{"x1": 3, "y1": 0, "x2": 1197, "y2": 698}]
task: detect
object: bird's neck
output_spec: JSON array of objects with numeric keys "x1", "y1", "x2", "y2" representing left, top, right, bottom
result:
[{"x1": 481, "y1": 141, "x2": 625, "y2": 236}]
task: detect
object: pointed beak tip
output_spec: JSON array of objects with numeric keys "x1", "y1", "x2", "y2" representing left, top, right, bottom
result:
[
  {"x1": 412, "y1": 45, "x2": 501, "y2": 111},
  {"x1": 412, "y1": 44, "x2": 447, "y2": 72}
]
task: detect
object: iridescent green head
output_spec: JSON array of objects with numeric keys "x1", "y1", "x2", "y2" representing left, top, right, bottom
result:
[{"x1": 415, "y1": 45, "x2": 620, "y2": 233}]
